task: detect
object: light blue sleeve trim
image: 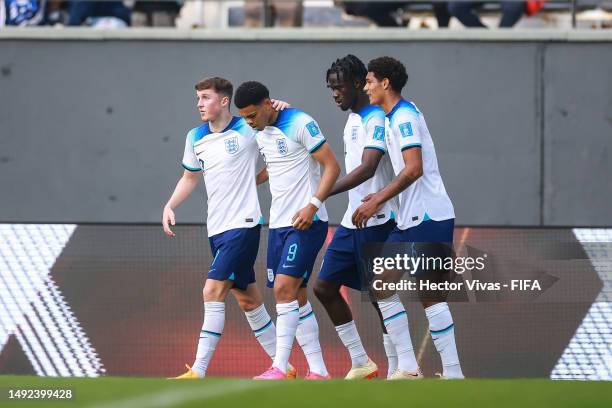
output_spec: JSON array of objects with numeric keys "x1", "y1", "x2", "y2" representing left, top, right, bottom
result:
[
  {"x1": 181, "y1": 162, "x2": 200, "y2": 172},
  {"x1": 400, "y1": 143, "x2": 422, "y2": 151},
  {"x1": 364, "y1": 145, "x2": 387, "y2": 153},
  {"x1": 308, "y1": 139, "x2": 327, "y2": 153}
]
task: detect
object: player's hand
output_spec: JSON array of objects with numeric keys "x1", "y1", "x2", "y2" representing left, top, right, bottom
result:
[
  {"x1": 352, "y1": 193, "x2": 382, "y2": 229},
  {"x1": 292, "y1": 204, "x2": 317, "y2": 230},
  {"x1": 271, "y1": 99, "x2": 290, "y2": 111},
  {"x1": 162, "y1": 206, "x2": 176, "y2": 237}
]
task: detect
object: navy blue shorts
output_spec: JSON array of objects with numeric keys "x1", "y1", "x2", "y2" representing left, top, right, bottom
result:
[
  {"x1": 386, "y1": 218, "x2": 455, "y2": 277},
  {"x1": 386, "y1": 218, "x2": 455, "y2": 243},
  {"x1": 266, "y1": 221, "x2": 328, "y2": 288},
  {"x1": 319, "y1": 220, "x2": 396, "y2": 290},
  {"x1": 207, "y1": 225, "x2": 261, "y2": 290}
]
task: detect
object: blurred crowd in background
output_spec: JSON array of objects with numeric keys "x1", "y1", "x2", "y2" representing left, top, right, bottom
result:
[{"x1": 1, "y1": 0, "x2": 611, "y2": 29}]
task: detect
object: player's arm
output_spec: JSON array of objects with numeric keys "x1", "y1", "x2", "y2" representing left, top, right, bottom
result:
[
  {"x1": 329, "y1": 148, "x2": 383, "y2": 196},
  {"x1": 256, "y1": 167, "x2": 269, "y2": 185},
  {"x1": 162, "y1": 169, "x2": 201, "y2": 237},
  {"x1": 352, "y1": 147, "x2": 422, "y2": 228},
  {"x1": 292, "y1": 143, "x2": 340, "y2": 230}
]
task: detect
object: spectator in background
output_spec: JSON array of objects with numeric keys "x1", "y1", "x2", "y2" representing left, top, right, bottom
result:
[
  {"x1": 67, "y1": 1, "x2": 131, "y2": 27},
  {"x1": 2, "y1": 0, "x2": 47, "y2": 26},
  {"x1": 244, "y1": 0, "x2": 303, "y2": 27},
  {"x1": 340, "y1": 2, "x2": 450, "y2": 28},
  {"x1": 132, "y1": 1, "x2": 181, "y2": 27},
  {"x1": 448, "y1": 1, "x2": 525, "y2": 27}
]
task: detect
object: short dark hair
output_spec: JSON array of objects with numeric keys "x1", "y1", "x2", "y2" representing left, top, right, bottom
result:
[
  {"x1": 194, "y1": 77, "x2": 233, "y2": 101},
  {"x1": 326, "y1": 54, "x2": 368, "y2": 88},
  {"x1": 367, "y1": 57, "x2": 408, "y2": 92},
  {"x1": 234, "y1": 81, "x2": 270, "y2": 109}
]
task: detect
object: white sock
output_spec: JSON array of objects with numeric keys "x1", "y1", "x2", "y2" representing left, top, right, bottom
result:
[
  {"x1": 272, "y1": 300, "x2": 299, "y2": 373},
  {"x1": 245, "y1": 304, "x2": 277, "y2": 361},
  {"x1": 383, "y1": 333, "x2": 398, "y2": 378},
  {"x1": 296, "y1": 301, "x2": 329, "y2": 376},
  {"x1": 426, "y1": 302, "x2": 464, "y2": 379},
  {"x1": 378, "y1": 294, "x2": 418, "y2": 373},
  {"x1": 335, "y1": 321, "x2": 368, "y2": 367},
  {"x1": 192, "y1": 301, "x2": 225, "y2": 378}
]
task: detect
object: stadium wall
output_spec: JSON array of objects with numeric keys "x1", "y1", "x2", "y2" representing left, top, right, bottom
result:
[{"x1": 0, "y1": 29, "x2": 610, "y2": 226}]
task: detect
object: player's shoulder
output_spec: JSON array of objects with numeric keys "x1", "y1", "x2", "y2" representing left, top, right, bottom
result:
[
  {"x1": 187, "y1": 122, "x2": 211, "y2": 145},
  {"x1": 357, "y1": 104, "x2": 386, "y2": 127},
  {"x1": 389, "y1": 99, "x2": 421, "y2": 124},
  {"x1": 276, "y1": 108, "x2": 315, "y2": 127},
  {"x1": 227, "y1": 116, "x2": 254, "y2": 138},
  {"x1": 274, "y1": 108, "x2": 320, "y2": 138}
]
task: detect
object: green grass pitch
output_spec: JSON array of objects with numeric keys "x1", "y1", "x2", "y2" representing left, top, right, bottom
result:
[{"x1": 1, "y1": 376, "x2": 611, "y2": 408}]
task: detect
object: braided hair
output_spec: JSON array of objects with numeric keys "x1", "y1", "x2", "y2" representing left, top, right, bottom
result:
[{"x1": 326, "y1": 54, "x2": 368, "y2": 89}]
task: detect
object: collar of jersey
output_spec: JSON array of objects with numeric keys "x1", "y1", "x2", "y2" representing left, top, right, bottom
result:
[
  {"x1": 386, "y1": 98, "x2": 406, "y2": 118},
  {"x1": 216, "y1": 116, "x2": 241, "y2": 134},
  {"x1": 269, "y1": 109, "x2": 286, "y2": 128},
  {"x1": 355, "y1": 104, "x2": 377, "y2": 118}
]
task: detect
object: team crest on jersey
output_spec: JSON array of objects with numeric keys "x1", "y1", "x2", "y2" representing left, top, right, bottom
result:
[
  {"x1": 351, "y1": 127, "x2": 359, "y2": 141},
  {"x1": 306, "y1": 121, "x2": 320, "y2": 137},
  {"x1": 276, "y1": 138, "x2": 288, "y2": 155},
  {"x1": 225, "y1": 137, "x2": 239, "y2": 154},
  {"x1": 373, "y1": 126, "x2": 385, "y2": 141},
  {"x1": 399, "y1": 122, "x2": 413, "y2": 138}
]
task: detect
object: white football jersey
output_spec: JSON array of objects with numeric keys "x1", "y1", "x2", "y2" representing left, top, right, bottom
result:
[
  {"x1": 385, "y1": 99, "x2": 455, "y2": 230},
  {"x1": 182, "y1": 117, "x2": 262, "y2": 237},
  {"x1": 255, "y1": 108, "x2": 328, "y2": 229},
  {"x1": 341, "y1": 105, "x2": 397, "y2": 229}
]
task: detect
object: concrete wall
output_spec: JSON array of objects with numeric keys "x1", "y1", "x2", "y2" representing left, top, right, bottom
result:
[{"x1": 0, "y1": 29, "x2": 610, "y2": 226}]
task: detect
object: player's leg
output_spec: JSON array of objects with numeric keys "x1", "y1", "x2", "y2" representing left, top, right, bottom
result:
[
  {"x1": 286, "y1": 221, "x2": 330, "y2": 379},
  {"x1": 255, "y1": 227, "x2": 302, "y2": 379},
  {"x1": 296, "y1": 286, "x2": 329, "y2": 379},
  {"x1": 175, "y1": 227, "x2": 253, "y2": 379},
  {"x1": 359, "y1": 220, "x2": 399, "y2": 378},
  {"x1": 414, "y1": 219, "x2": 464, "y2": 379},
  {"x1": 231, "y1": 284, "x2": 276, "y2": 362},
  {"x1": 259, "y1": 273, "x2": 302, "y2": 378},
  {"x1": 373, "y1": 227, "x2": 421, "y2": 379},
  {"x1": 170, "y1": 276, "x2": 232, "y2": 380},
  {"x1": 212, "y1": 225, "x2": 280, "y2": 371},
  {"x1": 371, "y1": 300, "x2": 397, "y2": 379},
  {"x1": 231, "y1": 283, "x2": 297, "y2": 379},
  {"x1": 191, "y1": 278, "x2": 232, "y2": 377},
  {"x1": 314, "y1": 226, "x2": 374, "y2": 378}
]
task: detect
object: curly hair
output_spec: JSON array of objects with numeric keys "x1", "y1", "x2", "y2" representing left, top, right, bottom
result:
[{"x1": 367, "y1": 57, "x2": 408, "y2": 92}]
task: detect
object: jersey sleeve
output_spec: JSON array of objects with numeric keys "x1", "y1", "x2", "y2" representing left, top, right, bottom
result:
[
  {"x1": 297, "y1": 115, "x2": 327, "y2": 154},
  {"x1": 363, "y1": 112, "x2": 388, "y2": 153},
  {"x1": 181, "y1": 130, "x2": 201, "y2": 172},
  {"x1": 392, "y1": 110, "x2": 422, "y2": 151}
]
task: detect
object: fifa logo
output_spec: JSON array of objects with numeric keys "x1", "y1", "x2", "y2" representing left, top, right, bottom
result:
[
  {"x1": 399, "y1": 122, "x2": 413, "y2": 138},
  {"x1": 351, "y1": 127, "x2": 358, "y2": 141},
  {"x1": 276, "y1": 138, "x2": 288, "y2": 155},
  {"x1": 225, "y1": 137, "x2": 239, "y2": 154},
  {"x1": 373, "y1": 126, "x2": 385, "y2": 141}
]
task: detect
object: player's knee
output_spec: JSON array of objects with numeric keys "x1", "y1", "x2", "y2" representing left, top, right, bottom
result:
[
  {"x1": 313, "y1": 280, "x2": 338, "y2": 304},
  {"x1": 237, "y1": 298, "x2": 260, "y2": 311},
  {"x1": 203, "y1": 283, "x2": 225, "y2": 302},
  {"x1": 273, "y1": 283, "x2": 297, "y2": 303}
]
